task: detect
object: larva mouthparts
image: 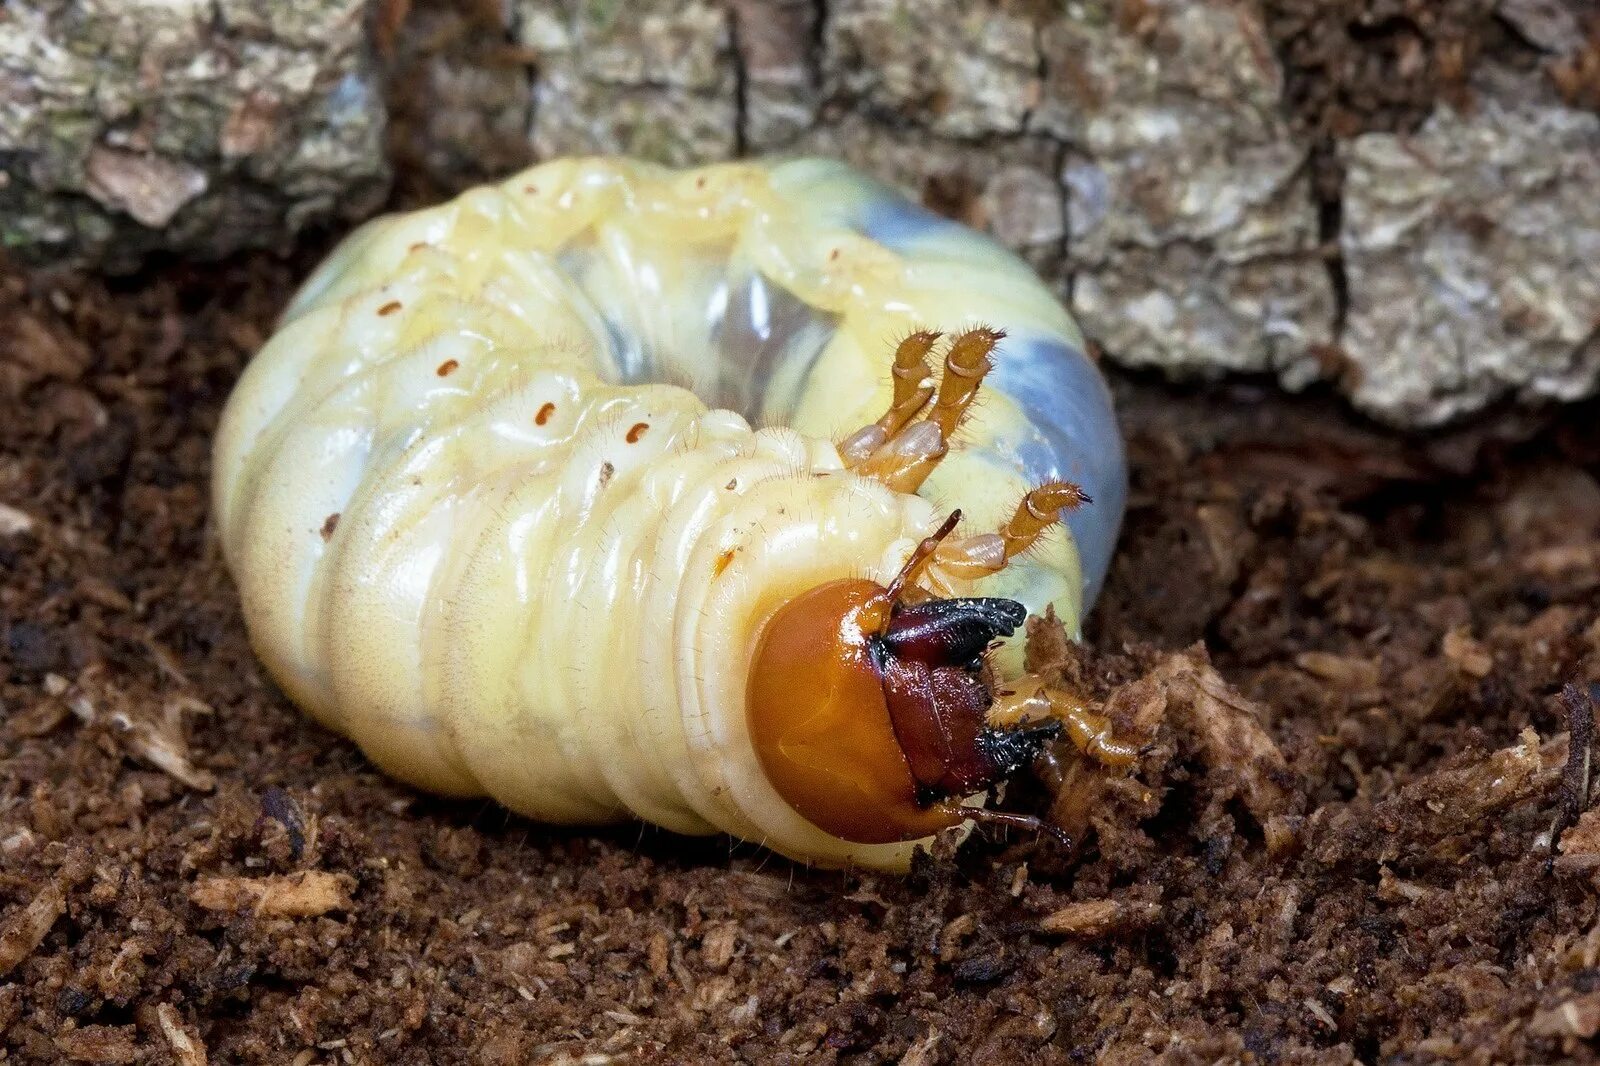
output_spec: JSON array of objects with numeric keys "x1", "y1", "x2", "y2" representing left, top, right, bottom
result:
[{"x1": 214, "y1": 156, "x2": 1128, "y2": 870}]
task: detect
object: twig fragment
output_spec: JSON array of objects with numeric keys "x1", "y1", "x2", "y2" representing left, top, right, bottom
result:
[{"x1": 1550, "y1": 683, "x2": 1597, "y2": 871}]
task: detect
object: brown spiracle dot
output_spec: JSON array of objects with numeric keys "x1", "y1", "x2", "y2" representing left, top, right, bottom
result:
[
  {"x1": 436, "y1": 359, "x2": 459, "y2": 377},
  {"x1": 626, "y1": 422, "x2": 649, "y2": 444},
  {"x1": 320, "y1": 513, "x2": 340, "y2": 541},
  {"x1": 378, "y1": 300, "x2": 402, "y2": 316},
  {"x1": 535, "y1": 402, "x2": 556, "y2": 426}
]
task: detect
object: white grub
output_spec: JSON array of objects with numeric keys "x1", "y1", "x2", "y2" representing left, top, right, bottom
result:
[{"x1": 213, "y1": 157, "x2": 1121, "y2": 870}]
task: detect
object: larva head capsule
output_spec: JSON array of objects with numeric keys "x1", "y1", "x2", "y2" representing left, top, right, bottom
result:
[{"x1": 746, "y1": 578, "x2": 1057, "y2": 845}]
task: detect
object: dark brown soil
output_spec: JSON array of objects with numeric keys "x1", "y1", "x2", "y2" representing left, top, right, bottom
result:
[
  {"x1": 4, "y1": 4, "x2": 1600, "y2": 1063},
  {"x1": 2, "y1": 253, "x2": 1598, "y2": 1064}
]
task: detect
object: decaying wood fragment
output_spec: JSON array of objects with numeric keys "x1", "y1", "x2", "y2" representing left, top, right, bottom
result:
[
  {"x1": 1308, "y1": 730, "x2": 1570, "y2": 868},
  {"x1": 1152, "y1": 649, "x2": 1298, "y2": 825},
  {"x1": 190, "y1": 871, "x2": 354, "y2": 918},
  {"x1": 1044, "y1": 645, "x2": 1298, "y2": 850},
  {"x1": 1038, "y1": 897, "x2": 1162, "y2": 938},
  {"x1": 1550, "y1": 683, "x2": 1597, "y2": 867},
  {"x1": 156, "y1": 1003, "x2": 209, "y2": 1066},
  {"x1": 1529, "y1": 990, "x2": 1600, "y2": 1039},
  {"x1": 0, "y1": 882, "x2": 67, "y2": 977},
  {"x1": 58, "y1": 667, "x2": 215, "y2": 792}
]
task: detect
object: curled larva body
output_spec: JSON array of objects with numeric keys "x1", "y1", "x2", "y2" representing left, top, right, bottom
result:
[{"x1": 214, "y1": 157, "x2": 1126, "y2": 870}]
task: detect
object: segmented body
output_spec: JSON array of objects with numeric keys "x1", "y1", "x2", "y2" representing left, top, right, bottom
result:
[{"x1": 214, "y1": 158, "x2": 1124, "y2": 869}]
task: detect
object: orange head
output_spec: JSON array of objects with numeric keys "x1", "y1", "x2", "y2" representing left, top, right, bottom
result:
[{"x1": 746, "y1": 578, "x2": 1053, "y2": 844}]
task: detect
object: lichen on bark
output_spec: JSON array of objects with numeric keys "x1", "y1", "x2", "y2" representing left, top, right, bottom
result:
[{"x1": 0, "y1": 0, "x2": 390, "y2": 271}]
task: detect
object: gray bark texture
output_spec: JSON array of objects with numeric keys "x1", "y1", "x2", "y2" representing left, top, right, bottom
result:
[
  {"x1": 0, "y1": 0, "x2": 389, "y2": 272},
  {"x1": 6, "y1": 0, "x2": 1599, "y2": 428},
  {"x1": 1340, "y1": 67, "x2": 1600, "y2": 426}
]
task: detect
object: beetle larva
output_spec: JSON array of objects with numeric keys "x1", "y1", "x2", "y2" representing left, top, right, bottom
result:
[{"x1": 214, "y1": 157, "x2": 1129, "y2": 870}]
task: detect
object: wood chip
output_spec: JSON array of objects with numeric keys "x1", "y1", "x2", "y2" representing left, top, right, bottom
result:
[
  {"x1": 899, "y1": 1029, "x2": 942, "y2": 1066},
  {"x1": 0, "y1": 502, "x2": 35, "y2": 536},
  {"x1": 74, "y1": 575, "x2": 133, "y2": 612},
  {"x1": 190, "y1": 871, "x2": 354, "y2": 918},
  {"x1": 1530, "y1": 990, "x2": 1600, "y2": 1038},
  {"x1": 1295, "y1": 651, "x2": 1381, "y2": 690},
  {"x1": 1308, "y1": 729, "x2": 1570, "y2": 867},
  {"x1": 1377, "y1": 865, "x2": 1430, "y2": 902},
  {"x1": 1522, "y1": 542, "x2": 1600, "y2": 580},
  {"x1": 1415, "y1": 727, "x2": 1557, "y2": 822},
  {"x1": 0, "y1": 882, "x2": 67, "y2": 977},
  {"x1": 13, "y1": 312, "x2": 91, "y2": 379},
  {"x1": 55, "y1": 1024, "x2": 138, "y2": 1063},
  {"x1": 1556, "y1": 809, "x2": 1600, "y2": 872},
  {"x1": 157, "y1": 1003, "x2": 208, "y2": 1066},
  {"x1": 1154, "y1": 648, "x2": 1297, "y2": 824},
  {"x1": 63, "y1": 667, "x2": 215, "y2": 791},
  {"x1": 1441, "y1": 626, "x2": 1494, "y2": 678},
  {"x1": 700, "y1": 922, "x2": 737, "y2": 971},
  {"x1": 1039, "y1": 897, "x2": 1160, "y2": 937}
]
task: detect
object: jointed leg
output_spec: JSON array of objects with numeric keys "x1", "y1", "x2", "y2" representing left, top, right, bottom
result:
[
  {"x1": 927, "y1": 328, "x2": 999, "y2": 439},
  {"x1": 931, "y1": 480, "x2": 1090, "y2": 585},
  {"x1": 930, "y1": 485, "x2": 1139, "y2": 772},
  {"x1": 839, "y1": 331, "x2": 940, "y2": 465},
  {"x1": 988, "y1": 676, "x2": 1140, "y2": 768},
  {"x1": 997, "y1": 481, "x2": 1089, "y2": 558},
  {"x1": 844, "y1": 328, "x2": 1003, "y2": 492},
  {"x1": 960, "y1": 804, "x2": 1073, "y2": 849}
]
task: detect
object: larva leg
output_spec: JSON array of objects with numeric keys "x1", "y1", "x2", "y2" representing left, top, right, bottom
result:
[
  {"x1": 987, "y1": 676, "x2": 1141, "y2": 768},
  {"x1": 932, "y1": 480, "x2": 1090, "y2": 583},
  {"x1": 925, "y1": 327, "x2": 1001, "y2": 439},
  {"x1": 853, "y1": 327, "x2": 1002, "y2": 493},
  {"x1": 964, "y1": 802, "x2": 1072, "y2": 849},
  {"x1": 920, "y1": 483, "x2": 1136, "y2": 770},
  {"x1": 838, "y1": 330, "x2": 940, "y2": 465}
]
